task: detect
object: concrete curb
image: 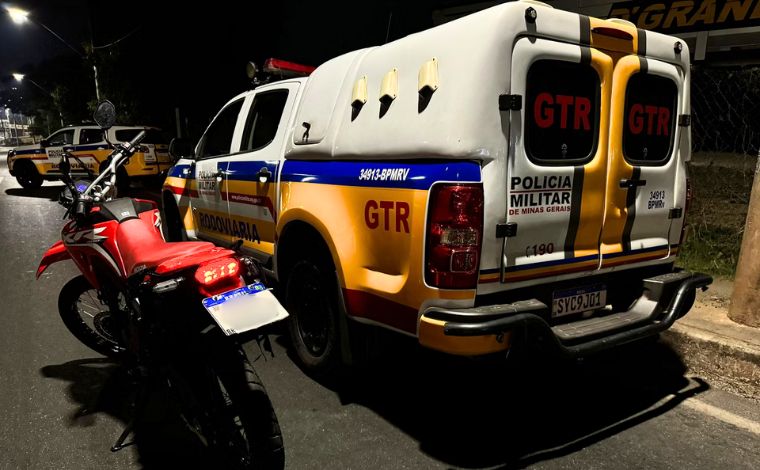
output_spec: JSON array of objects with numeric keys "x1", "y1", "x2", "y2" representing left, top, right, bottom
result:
[{"x1": 662, "y1": 302, "x2": 760, "y2": 401}]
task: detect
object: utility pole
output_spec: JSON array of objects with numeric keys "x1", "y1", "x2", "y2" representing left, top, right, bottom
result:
[
  {"x1": 729, "y1": 153, "x2": 760, "y2": 327},
  {"x1": 0, "y1": 109, "x2": 6, "y2": 142}
]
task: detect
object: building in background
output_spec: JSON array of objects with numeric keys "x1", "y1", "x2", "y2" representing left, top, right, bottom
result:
[{"x1": 0, "y1": 108, "x2": 33, "y2": 146}]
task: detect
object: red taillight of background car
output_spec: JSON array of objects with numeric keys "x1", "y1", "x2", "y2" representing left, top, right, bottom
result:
[
  {"x1": 194, "y1": 257, "x2": 244, "y2": 296},
  {"x1": 425, "y1": 184, "x2": 484, "y2": 289}
]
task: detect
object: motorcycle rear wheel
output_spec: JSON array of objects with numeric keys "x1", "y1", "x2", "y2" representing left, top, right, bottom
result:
[
  {"x1": 173, "y1": 334, "x2": 285, "y2": 470},
  {"x1": 58, "y1": 275, "x2": 127, "y2": 359}
]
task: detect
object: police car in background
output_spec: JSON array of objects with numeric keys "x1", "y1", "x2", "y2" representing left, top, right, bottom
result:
[{"x1": 7, "y1": 125, "x2": 172, "y2": 189}]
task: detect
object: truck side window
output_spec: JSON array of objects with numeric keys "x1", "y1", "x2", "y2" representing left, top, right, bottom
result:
[
  {"x1": 115, "y1": 129, "x2": 169, "y2": 145},
  {"x1": 48, "y1": 130, "x2": 75, "y2": 146},
  {"x1": 240, "y1": 90, "x2": 289, "y2": 152},
  {"x1": 198, "y1": 98, "x2": 244, "y2": 159},
  {"x1": 79, "y1": 129, "x2": 104, "y2": 145},
  {"x1": 525, "y1": 59, "x2": 600, "y2": 164},
  {"x1": 623, "y1": 73, "x2": 677, "y2": 165}
]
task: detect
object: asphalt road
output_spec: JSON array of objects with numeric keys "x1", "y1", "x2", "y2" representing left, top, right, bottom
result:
[{"x1": 1, "y1": 152, "x2": 759, "y2": 469}]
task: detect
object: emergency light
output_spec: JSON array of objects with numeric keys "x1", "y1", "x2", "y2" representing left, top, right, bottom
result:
[{"x1": 262, "y1": 58, "x2": 316, "y2": 77}]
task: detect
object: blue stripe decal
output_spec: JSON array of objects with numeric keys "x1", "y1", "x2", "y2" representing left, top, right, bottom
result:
[
  {"x1": 281, "y1": 160, "x2": 481, "y2": 190},
  {"x1": 603, "y1": 244, "x2": 670, "y2": 259},
  {"x1": 480, "y1": 244, "x2": 673, "y2": 275},
  {"x1": 167, "y1": 164, "x2": 193, "y2": 179},
  {"x1": 226, "y1": 161, "x2": 279, "y2": 182},
  {"x1": 14, "y1": 144, "x2": 108, "y2": 155},
  {"x1": 69, "y1": 144, "x2": 110, "y2": 152},
  {"x1": 480, "y1": 254, "x2": 599, "y2": 275},
  {"x1": 14, "y1": 149, "x2": 45, "y2": 156}
]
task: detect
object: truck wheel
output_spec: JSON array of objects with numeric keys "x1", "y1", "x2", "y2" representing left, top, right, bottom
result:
[
  {"x1": 285, "y1": 259, "x2": 341, "y2": 374},
  {"x1": 15, "y1": 161, "x2": 43, "y2": 189}
]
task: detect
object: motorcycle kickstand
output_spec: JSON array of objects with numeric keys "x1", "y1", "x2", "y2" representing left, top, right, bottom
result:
[
  {"x1": 111, "y1": 419, "x2": 135, "y2": 452},
  {"x1": 111, "y1": 376, "x2": 150, "y2": 452}
]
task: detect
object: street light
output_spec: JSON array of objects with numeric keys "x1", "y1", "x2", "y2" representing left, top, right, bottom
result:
[
  {"x1": 6, "y1": 6, "x2": 27, "y2": 24},
  {"x1": 13, "y1": 73, "x2": 64, "y2": 127},
  {"x1": 3, "y1": 5, "x2": 101, "y2": 101}
]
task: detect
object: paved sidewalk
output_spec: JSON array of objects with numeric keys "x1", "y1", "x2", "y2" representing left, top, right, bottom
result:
[{"x1": 663, "y1": 277, "x2": 760, "y2": 401}]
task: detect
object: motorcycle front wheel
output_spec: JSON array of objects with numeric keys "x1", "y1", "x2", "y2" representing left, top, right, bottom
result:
[
  {"x1": 172, "y1": 334, "x2": 285, "y2": 470},
  {"x1": 58, "y1": 275, "x2": 127, "y2": 358}
]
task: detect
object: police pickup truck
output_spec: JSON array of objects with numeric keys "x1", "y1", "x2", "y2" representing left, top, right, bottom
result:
[
  {"x1": 163, "y1": 0, "x2": 711, "y2": 372},
  {"x1": 8, "y1": 125, "x2": 171, "y2": 189}
]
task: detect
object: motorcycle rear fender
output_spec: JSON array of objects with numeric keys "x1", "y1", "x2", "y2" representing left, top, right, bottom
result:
[{"x1": 37, "y1": 240, "x2": 71, "y2": 279}]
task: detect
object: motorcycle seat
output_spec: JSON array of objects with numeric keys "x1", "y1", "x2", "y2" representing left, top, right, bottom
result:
[{"x1": 116, "y1": 217, "x2": 217, "y2": 275}]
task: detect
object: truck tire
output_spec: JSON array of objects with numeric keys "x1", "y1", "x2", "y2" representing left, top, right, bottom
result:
[
  {"x1": 15, "y1": 161, "x2": 43, "y2": 189},
  {"x1": 285, "y1": 258, "x2": 341, "y2": 375}
]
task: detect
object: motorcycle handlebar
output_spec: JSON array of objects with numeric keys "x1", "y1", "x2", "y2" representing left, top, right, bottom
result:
[
  {"x1": 79, "y1": 128, "x2": 147, "y2": 203},
  {"x1": 58, "y1": 150, "x2": 81, "y2": 207},
  {"x1": 128, "y1": 130, "x2": 146, "y2": 149},
  {"x1": 73, "y1": 199, "x2": 88, "y2": 221}
]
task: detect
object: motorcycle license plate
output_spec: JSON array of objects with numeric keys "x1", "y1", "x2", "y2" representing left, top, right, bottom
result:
[
  {"x1": 552, "y1": 285, "x2": 606, "y2": 318},
  {"x1": 202, "y1": 282, "x2": 289, "y2": 336}
]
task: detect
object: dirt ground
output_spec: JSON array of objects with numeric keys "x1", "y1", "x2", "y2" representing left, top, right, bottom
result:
[{"x1": 678, "y1": 152, "x2": 756, "y2": 278}]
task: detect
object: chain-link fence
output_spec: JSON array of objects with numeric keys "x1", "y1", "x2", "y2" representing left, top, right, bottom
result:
[
  {"x1": 680, "y1": 65, "x2": 759, "y2": 277},
  {"x1": 691, "y1": 66, "x2": 760, "y2": 157}
]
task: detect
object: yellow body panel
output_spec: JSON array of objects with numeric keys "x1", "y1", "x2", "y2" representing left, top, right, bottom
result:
[
  {"x1": 600, "y1": 56, "x2": 640, "y2": 259},
  {"x1": 573, "y1": 49, "x2": 613, "y2": 259},
  {"x1": 278, "y1": 181, "x2": 475, "y2": 314}
]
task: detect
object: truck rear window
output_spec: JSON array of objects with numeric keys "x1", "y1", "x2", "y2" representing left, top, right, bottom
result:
[
  {"x1": 525, "y1": 59, "x2": 600, "y2": 164},
  {"x1": 623, "y1": 73, "x2": 677, "y2": 164}
]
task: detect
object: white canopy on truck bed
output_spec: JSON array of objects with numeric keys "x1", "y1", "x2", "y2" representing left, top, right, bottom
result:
[{"x1": 284, "y1": 0, "x2": 688, "y2": 162}]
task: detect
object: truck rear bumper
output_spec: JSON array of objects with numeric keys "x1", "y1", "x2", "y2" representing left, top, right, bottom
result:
[{"x1": 420, "y1": 271, "x2": 712, "y2": 358}]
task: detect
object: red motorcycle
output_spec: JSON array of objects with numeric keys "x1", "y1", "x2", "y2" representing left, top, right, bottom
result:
[{"x1": 37, "y1": 101, "x2": 286, "y2": 469}]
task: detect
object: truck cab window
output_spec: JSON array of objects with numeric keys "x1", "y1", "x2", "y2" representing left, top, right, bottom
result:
[
  {"x1": 240, "y1": 90, "x2": 288, "y2": 152},
  {"x1": 48, "y1": 130, "x2": 75, "y2": 146},
  {"x1": 198, "y1": 99, "x2": 244, "y2": 159},
  {"x1": 79, "y1": 129, "x2": 104, "y2": 145}
]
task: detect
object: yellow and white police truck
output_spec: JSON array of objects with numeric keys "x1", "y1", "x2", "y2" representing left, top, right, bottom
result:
[
  {"x1": 7, "y1": 125, "x2": 171, "y2": 189},
  {"x1": 162, "y1": 1, "x2": 712, "y2": 372}
]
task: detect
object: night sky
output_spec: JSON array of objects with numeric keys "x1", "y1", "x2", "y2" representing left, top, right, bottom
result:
[{"x1": 1, "y1": 0, "x2": 465, "y2": 139}]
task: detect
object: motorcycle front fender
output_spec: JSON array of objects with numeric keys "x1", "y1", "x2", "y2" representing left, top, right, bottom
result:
[{"x1": 36, "y1": 240, "x2": 71, "y2": 279}]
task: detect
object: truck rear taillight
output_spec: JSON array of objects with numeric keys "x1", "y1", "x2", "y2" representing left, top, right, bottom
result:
[{"x1": 425, "y1": 184, "x2": 484, "y2": 289}]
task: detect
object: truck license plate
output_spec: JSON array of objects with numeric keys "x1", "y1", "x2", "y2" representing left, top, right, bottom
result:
[{"x1": 552, "y1": 285, "x2": 606, "y2": 318}]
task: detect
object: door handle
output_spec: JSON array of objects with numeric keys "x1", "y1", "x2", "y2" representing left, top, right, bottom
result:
[
  {"x1": 619, "y1": 178, "x2": 646, "y2": 189},
  {"x1": 256, "y1": 167, "x2": 272, "y2": 183}
]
